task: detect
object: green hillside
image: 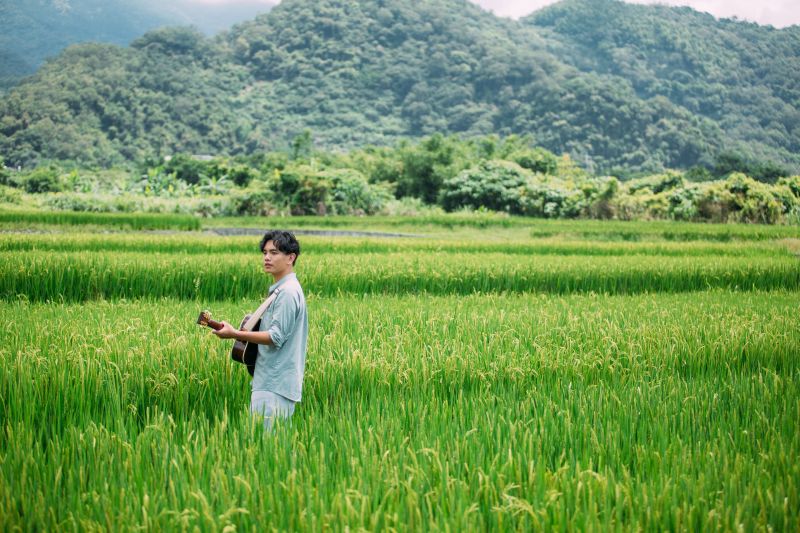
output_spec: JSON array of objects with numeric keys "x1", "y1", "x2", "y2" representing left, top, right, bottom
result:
[
  {"x1": 0, "y1": 0, "x2": 797, "y2": 175},
  {"x1": 526, "y1": 0, "x2": 800, "y2": 175},
  {"x1": 0, "y1": 0, "x2": 175, "y2": 91},
  {"x1": 0, "y1": 0, "x2": 273, "y2": 92}
]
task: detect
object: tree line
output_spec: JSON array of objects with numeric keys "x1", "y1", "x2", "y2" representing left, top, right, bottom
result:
[{"x1": 2, "y1": 133, "x2": 798, "y2": 224}]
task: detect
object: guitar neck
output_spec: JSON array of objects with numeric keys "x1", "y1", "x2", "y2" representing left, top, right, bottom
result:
[{"x1": 205, "y1": 318, "x2": 224, "y2": 331}]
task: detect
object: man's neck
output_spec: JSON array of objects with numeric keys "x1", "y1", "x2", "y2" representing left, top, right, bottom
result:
[{"x1": 271, "y1": 269, "x2": 294, "y2": 284}]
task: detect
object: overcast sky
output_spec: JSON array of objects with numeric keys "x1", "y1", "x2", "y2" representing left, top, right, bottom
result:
[
  {"x1": 473, "y1": 0, "x2": 799, "y2": 27},
  {"x1": 189, "y1": 0, "x2": 799, "y2": 28}
]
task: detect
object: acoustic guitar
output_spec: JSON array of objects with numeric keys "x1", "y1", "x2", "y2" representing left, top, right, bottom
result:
[
  {"x1": 197, "y1": 289, "x2": 281, "y2": 376},
  {"x1": 197, "y1": 311, "x2": 260, "y2": 376}
]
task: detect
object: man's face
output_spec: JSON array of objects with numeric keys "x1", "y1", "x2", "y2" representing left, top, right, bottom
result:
[{"x1": 262, "y1": 240, "x2": 294, "y2": 277}]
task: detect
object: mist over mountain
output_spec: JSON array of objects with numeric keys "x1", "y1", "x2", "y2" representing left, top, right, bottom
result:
[
  {"x1": 0, "y1": 0, "x2": 273, "y2": 91},
  {"x1": 0, "y1": 0, "x2": 797, "y2": 176}
]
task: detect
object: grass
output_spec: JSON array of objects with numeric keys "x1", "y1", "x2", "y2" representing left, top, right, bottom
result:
[
  {"x1": 0, "y1": 231, "x2": 792, "y2": 257},
  {"x1": 204, "y1": 214, "x2": 800, "y2": 240},
  {"x1": 1, "y1": 291, "x2": 797, "y2": 530},
  {"x1": 0, "y1": 217, "x2": 798, "y2": 531},
  {"x1": 0, "y1": 208, "x2": 201, "y2": 230},
  {"x1": 2, "y1": 208, "x2": 799, "y2": 240},
  {"x1": 2, "y1": 250, "x2": 799, "y2": 301}
]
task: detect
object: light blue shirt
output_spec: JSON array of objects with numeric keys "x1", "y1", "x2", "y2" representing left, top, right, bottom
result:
[{"x1": 252, "y1": 272, "x2": 308, "y2": 402}]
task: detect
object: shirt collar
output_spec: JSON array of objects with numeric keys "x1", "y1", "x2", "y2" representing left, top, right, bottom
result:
[{"x1": 269, "y1": 272, "x2": 296, "y2": 295}]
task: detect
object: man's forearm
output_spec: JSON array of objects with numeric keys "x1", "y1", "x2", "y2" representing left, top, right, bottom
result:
[{"x1": 234, "y1": 329, "x2": 274, "y2": 345}]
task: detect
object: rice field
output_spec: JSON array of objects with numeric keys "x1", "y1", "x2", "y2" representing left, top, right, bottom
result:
[
  {"x1": 0, "y1": 209, "x2": 201, "y2": 231},
  {"x1": 1, "y1": 214, "x2": 798, "y2": 531}
]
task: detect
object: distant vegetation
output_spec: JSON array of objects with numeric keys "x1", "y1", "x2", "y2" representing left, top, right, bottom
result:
[
  {"x1": 0, "y1": 0, "x2": 798, "y2": 176},
  {"x1": 0, "y1": 0, "x2": 273, "y2": 92},
  {"x1": 0, "y1": 0, "x2": 176, "y2": 92},
  {"x1": 2, "y1": 134, "x2": 798, "y2": 224}
]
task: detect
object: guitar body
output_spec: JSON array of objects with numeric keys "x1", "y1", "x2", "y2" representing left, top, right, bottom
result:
[
  {"x1": 231, "y1": 314, "x2": 260, "y2": 376},
  {"x1": 197, "y1": 293, "x2": 280, "y2": 378}
]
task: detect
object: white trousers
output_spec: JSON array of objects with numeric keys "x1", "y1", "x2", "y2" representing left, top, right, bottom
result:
[{"x1": 250, "y1": 390, "x2": 296, "y2": 431}]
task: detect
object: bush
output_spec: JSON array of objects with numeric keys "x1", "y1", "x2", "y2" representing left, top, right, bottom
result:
[
  {"x1": 379, "y1": 197, "x2": 445, "y2": 217},
  {"x1": 520, "y1": 178, "x2": 586, "y2": 218},
  {"x1": 163, "y1": 154, "x2": 208, "y2": 185},
  {"x1": 670, "y1": 184, "x2": 703, "y2": 221},
  {"x1": 395, "y1": 134, "x2": 467, "y2": 204},
  {"x1": 778, "y1": 176, "x2": 800, "y2": 198},
  {"x1": 687, "y1": 174, "x2": 787, "y2": 223},
  {"x1": 580, "y1": 176, "x2": 619, "y2": 219},
  {"x1": 63, "y1": 170, "x2": 100, "y2": 193},
  {"x1": 192, "y1": 197, "x2": 237, "y2": 218},
  {"x1": 320, "y1": 169, "x2": 392, "y2": 215},
  {"x1": 440, "y1": 160, "x2": 530, "y2": 213},
  {"x1": 616, "y1": 190, "x2": 670, "y2": 221},
  {"x1": 20, "y1": 167, "x2": 62, "y2": 193},
  {"x1": 626, "y1": 171, "x2": 684, "y2": 195},
  {"x1": 233, "y1": 183, "x2": 280, "y2": 216},
  {"x1": 42, "y1": 193, "x2": 112, "y2": 212},
  {"x1": 0, "y1": 158, "x2": 9, "y2": 186},
  {"x1": 511, "y1": 147, "x2": 558, "y2": 175},
  {"x1": 227, "y1": 164, "x2": 257, "y2": 187},
  {"x1": 276, "y1": 167, "x2": 332, "y2": 215},
  {"x1": 0, "y1": 185, "x2": 22, "y2": 204}
]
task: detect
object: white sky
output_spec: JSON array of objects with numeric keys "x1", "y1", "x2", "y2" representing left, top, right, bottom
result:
[
  {"x1": 473, "y1": 0, "x2": 799, "y2": 27},
  {"x1": 185, "y1": 0, "x2": 799, "y2": 28}
]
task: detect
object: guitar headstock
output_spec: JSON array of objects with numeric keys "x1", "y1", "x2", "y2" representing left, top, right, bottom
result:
[{"x1": 197, "y1": 310, "x2": 211, "y2": 326}]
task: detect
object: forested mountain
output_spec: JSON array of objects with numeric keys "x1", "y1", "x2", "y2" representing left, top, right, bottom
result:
[
  {"x1": 0, "y1": 0, "x2": 273, "y2": 92},
  {"x1": 526, "y1": 0, "x2": 800, "y2": 174},
  {"x1": 1, "y1": 0, "x2": 798, "y2": 176}
]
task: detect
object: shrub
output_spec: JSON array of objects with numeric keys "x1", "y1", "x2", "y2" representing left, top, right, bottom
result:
[
  {"x1": 511, "y1": 147, "x2": 559, "y2": 175},
  {"x1": 379, "y1": 197, "x2": 445, "y2": 217},
  {"x1": 163, "y1": 154, "x2": 208, "y2": 185},
  {"x1": 20, "y1": 167, "x2": 62, "y2": 193},
  {"x1": 192, "y1": 197, "x2": 237, "y2": 218},
  {"x1": 232, "y1": 183, "x2": 280, "y2": 216},
  {"x1": 518, "y1": 173, "x2": 589, "y2": 219},
  {"x1": 777, "y1": 176, "x2": 800, "y2": 198},
  {"x1": 320, "y1": 169, "x2": 392, "y2": 215},
  {"x1": 395, "y1": 134, "x2": 466, "y2": 204},
  {"x1": 687, "y1": 174, "x2": 788, "y2": 224},
  {"x1": 228, "y1": 164, "x2": 257, "y2": 187},
  {"x1": 626, "y1": 171, "x2": 685, "y2": 195},
  {"x1": 676, "y1": 184, "x2": 712, "y2": 221},
  {"x1": 0, "y1": 158, "x2": 9, "y2": 186},
  {"x1": 581, "y1": 176, "x2": 619, "y2": 219},
  {"x1": 42, "y1": 193, "x2": 112, "y2": 212},
  {"x1": 440, "y1": 160, "x2": 530, "y2": 213},
  {"x1": 0, "y1": 185, "x2": 22, "y2": 204}
]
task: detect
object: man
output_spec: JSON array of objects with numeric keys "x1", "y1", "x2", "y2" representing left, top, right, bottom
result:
[{"x1": 212, "y1": 230, "x2": 308, "y2": 430}]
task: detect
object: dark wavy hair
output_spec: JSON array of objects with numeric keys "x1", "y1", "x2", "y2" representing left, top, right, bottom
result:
[{"x1": 259, "y1": 230, "x2": 300, "y2": 265}]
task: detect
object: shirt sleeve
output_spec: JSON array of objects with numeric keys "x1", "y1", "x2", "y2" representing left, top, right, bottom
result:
[{"x1": 265, "y1": 291, "x2": 299, "y2": 349}]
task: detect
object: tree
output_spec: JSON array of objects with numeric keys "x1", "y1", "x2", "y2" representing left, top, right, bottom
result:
[
  {"x1": 21, "y1": 167, "x2": 62, "y2": 193},
  {"x1": 291, "y1": 130, "x2": 314, "y2": 161},
  {"x1": 0, "y1": 157, "x2": 8, "y2": 186},
  {"x1": 440, "y1": 160, "x2": 530, "y2": 213},
  {"x1": 163, "y1": 155, "x2": 208, "y2": 185}
]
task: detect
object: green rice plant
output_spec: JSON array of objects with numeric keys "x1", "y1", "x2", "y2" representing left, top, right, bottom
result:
[
  {"x1": 524, "y1": 218, "x2": 800, "y2": 241},
  {"x1": 204, "y1": 214, "x2": 800, "y2": 240},
  {"x1": 0, "y1": 291, "x2": 797, "y2": 531},
  {"x1": 0, "y1": 231, "x2": 790, "y2": 258},
  {"x1": 2, "y1": 208, "x2": 796, "y2": 239},
  {"x1": 2, "y1": 250, "x2": 799, "y2": 301},
  {"x1": 0, "y1": 208, "x2": 201, "y2": 230}
]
